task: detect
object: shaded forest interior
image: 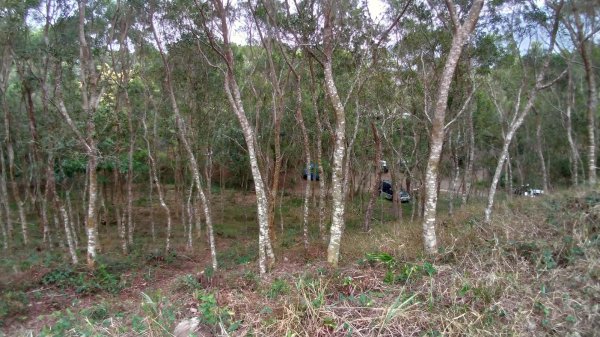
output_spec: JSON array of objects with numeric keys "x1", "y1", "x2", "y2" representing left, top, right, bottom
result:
[{"x1": 0, "y1": 0, "x2": 599, "y2": 335}]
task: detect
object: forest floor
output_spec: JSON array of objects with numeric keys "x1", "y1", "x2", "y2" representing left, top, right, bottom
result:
[{"x1": 1, "y1": 187, "x2": 599, "y2": 336}]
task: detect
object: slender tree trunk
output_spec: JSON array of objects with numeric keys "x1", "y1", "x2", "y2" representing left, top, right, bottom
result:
[
  {"x1": 580, "y1": 41, "x2": 597, "y2": 185},
  {"x1": 0, "y1": 203, "x2": 6, "y2": 250},
  {"x1": 322, "y1": 4, "x2": 348, "y2": 267},
  {"x1": 207, "y1": 0, "x2": 274, "y2": 274},
  {"x1": 448, "y1": 133, "x2": 460, "y2": 216},
  {"x1": 2, "y1": 82, "x2": 28, "y2": 245},
  {"x1": 151, "y1": 17, "x2": 218, "y2": 270},
  {"x1": 114, "y1": 167, "x2": 127, "y2": 254},
  {"x1": 484, "y1": 1, "x2": 563, "y2": 223},
  {"x1": 462, "y1": 109, "x2": 475, "y2": 205},
  {"x1": 535, "y1": 112, "x2": 548, "y2": 191},
  {"x1": 0, "y1": 146, "x2": 12, "y2": 242},
  {"x1": 65, "y1": 190, "x2": 79, "y2": 250},
  {"x1": 566, "y1": 64, "x2": 579, "y2": 186},
  {"x1": 421, "y1": 0, "x2": 484, "y2": 254},
  {"x1": 186, "y1": 180, "x2": 194, "y2": 250},
  {"x1": 364, "y1": 122, "x2": 382, "y2": 232},
  {"x1": 309, "y1": 60, "x2": 327, "y2": 241},
  {"x1": 148, "y1": 166, "x2": 156, "y2": 242}
]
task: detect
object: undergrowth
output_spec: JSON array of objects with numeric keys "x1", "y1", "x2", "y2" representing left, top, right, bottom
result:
[{"x1": 3, "y1": 189, "x2": 599, "y2": 336}]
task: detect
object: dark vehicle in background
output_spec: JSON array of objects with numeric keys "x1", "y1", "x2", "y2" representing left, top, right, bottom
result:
[
  {"x1": 514, "y1": 184, "x2": 544, "y2": 197},
  {"x1": 302, "y1": 163, "x2": 319, "y2": 181},
  {"x1": 379, "y1": 180, "x2": 410, "y2": 203}
]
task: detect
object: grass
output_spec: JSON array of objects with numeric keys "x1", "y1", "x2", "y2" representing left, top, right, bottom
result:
[{"x1": 1, "y1": 187, "x2": 599, "y2": 336}]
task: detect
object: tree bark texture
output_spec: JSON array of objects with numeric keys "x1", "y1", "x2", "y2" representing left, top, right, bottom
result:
[
  {"x1": 151, "y1": 16, "x2": 218, "y2": 270},
  {"x1": 364, "y1": 122, "x2": 382, "y2": 232},
  {"x1": 421, "y1": 0, "x2": 484, "y2": 254},
  {"x1": 484, "y1": 1, "x2": 563, "y2": 223},
  {"x1": 209, "y1": 0, "x2": 275, "y2": 274},
  {"x1": 323, "y1": 1, "x2": 348, "y2": 267}
]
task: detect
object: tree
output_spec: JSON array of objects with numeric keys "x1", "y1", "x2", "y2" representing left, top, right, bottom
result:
[
  {"x1": 421, "y1": 0, "x2": 484, "y2": 254},
  {"x1": 484, "y1": 1, "x2": 565, "y2": 224}
]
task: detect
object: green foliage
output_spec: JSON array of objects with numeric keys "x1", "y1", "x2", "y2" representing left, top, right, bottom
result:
[
  {"x1": 80, "y1": 302, "x2": 110, "y2": 322},
  {"x1": 194, "y1": 289, "x2": 237, "y2": 330},
  {"x1": 140, "y1": 291, "x2": 177, "y2": 334},
  {"x1": 175, "y1": 274, "x2": 202, "y2": 291},
  {"x1": 0, "y1": 290, "x2": 29, "y2": 324},
  {"x1": 41, "y1": 264, "x2": 122, "y2": 294},
  {"x1": 266, "y1": 278, "x2": 290, "y2": 299}
]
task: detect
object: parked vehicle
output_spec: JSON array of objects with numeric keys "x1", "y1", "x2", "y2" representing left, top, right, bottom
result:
[
  {"x1": 302, "y1": 163, "x2": 319, "y2": 181},
  {"x1": 514, "y1": 184, "x2": 544, "y2": 197},
  {"x1": 379, "y1": 180, "x2": 410, "y2": 203}
]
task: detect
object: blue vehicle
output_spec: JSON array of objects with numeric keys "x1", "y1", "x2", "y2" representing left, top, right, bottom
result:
[
  {"x1": 379, "y1": 180, "x2": 411, "y2": 203},
  {"x1": 302, "y1": 163, "x2": 320, "y2": 181}
]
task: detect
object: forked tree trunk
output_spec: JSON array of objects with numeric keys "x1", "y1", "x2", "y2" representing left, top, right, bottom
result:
[
  {"x1": 45, "y1": 152, "x2": 78, "y2": 264},
  {"x1": 421, "y1": 0, "x2": 484, "y2": 254},
  {"x1": 364, "y1": 122, "x2": 382, "y2": 232},
  {"x1": 151, "y1": 17, "x2": 218, "y2": 270},
  {"x1": 207, "y1": 0, "x2": 274, "y2": 274},
  {"x1": 484, "y1": 1, "x2": 563, "y2": 223},
  {"x1": 64, "y1": 0, "x2": 106, "y2": 269},
  {"x1": 142, "y1": 113, "x2": 172, "y2": 253}
]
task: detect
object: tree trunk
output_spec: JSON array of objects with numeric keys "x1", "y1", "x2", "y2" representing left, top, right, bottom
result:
[
  {"x1": 535, "y1": 111, "x2": 548, "y2": 191},
  {"x1": 142, "y1": 112, "x2": 172, "y2": 253},
  {"x1": 421, "y1": 0, "x2": 484, "y2": 254},
  {"x1": 484, "y1": 1, "x2": 563, "y2": 223},
  {"x1": 151, "y1": 17, "x2": 218, "y2": 270},
  {"x1": 364, "y1": 122, "x2": 382, "y2": 232},
  {"x1": 566, "y1": 64, "x2": 579, "y2": 186},
  {"x1": 580, "y1": 40, "x2": 597, "y2": 185},
  {"x1": 322, "y1": 3, "x2": 348, "y2": 267},
  {"x1": 2, "y1": 77, "x2": 28, "y2": 246},
  {"x1": 0, "y1": 146, "x2": 12, "y2": 242},
  {"x1": 309, "y1": 60, "x2": 328, "y2": 241},
  {"x1": 208, "y1": 0, "x2": 274, "y2": 274},
  {"x1": 462, "y1": 109, "x2": 475, "y2": 205}
]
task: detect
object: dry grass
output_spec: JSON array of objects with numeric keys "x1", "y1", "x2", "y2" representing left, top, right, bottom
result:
[{"x1": 4, "y1": 189, "x2": 599, "y2": 336}]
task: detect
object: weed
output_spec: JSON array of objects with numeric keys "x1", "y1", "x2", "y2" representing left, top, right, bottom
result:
[
  {"x1": 140, "y1": 291, "x2": 177, "y2": 335},
  {"x1": 266, "y1": 278, "x2": 290, "y2": 299},
  {"x1": 194, "y1": 289, "x2": 237, "y2": 331},
  {"x1": 81, "y1": 302, "x2": 110, "y2": 322},
  {"x1": 0, "y1": 290, "x2": 29, "y2": 324},
  {"x1": 175, "y1": 273, "x2": 202, "y2": 291}
]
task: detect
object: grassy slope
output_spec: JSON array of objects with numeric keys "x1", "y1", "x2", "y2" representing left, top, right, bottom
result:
[{"x1": 1, "y1": 188, "x2": 599, "y2": 336}]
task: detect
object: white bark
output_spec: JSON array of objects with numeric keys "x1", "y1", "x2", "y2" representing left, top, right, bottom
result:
[
  {"x1": 422, "y1": 0, "x2": 484, "y2": 254},
  {"x1": 207, "y1": 0, "x2": 274, "y2": 274},
  {"x1": 309, "y1": 61, "x2": 327, "y2": 241},
  {"x1": 61, "y1": 205, "x2": 78, "y2": 265},
  {"x1": 142, "y1": 111, "x2": 172, "y2": 253},
  {"x1": 151, "y1": 16, "x2": 218, "y2": 269},
  {"x1": 535, "y1": 114, "x2": 548, "y2": 191},
  {"x1": 565, "y1": 65, "x2": 580, "y2": 185},
  {"x1": 484, "y1": 1, "x2": 563, "y2": 223}
]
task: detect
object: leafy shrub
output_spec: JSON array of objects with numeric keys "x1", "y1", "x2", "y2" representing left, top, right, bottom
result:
[{"x1": 266, "y1": 278, "x2": 290, "y2": 299}]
